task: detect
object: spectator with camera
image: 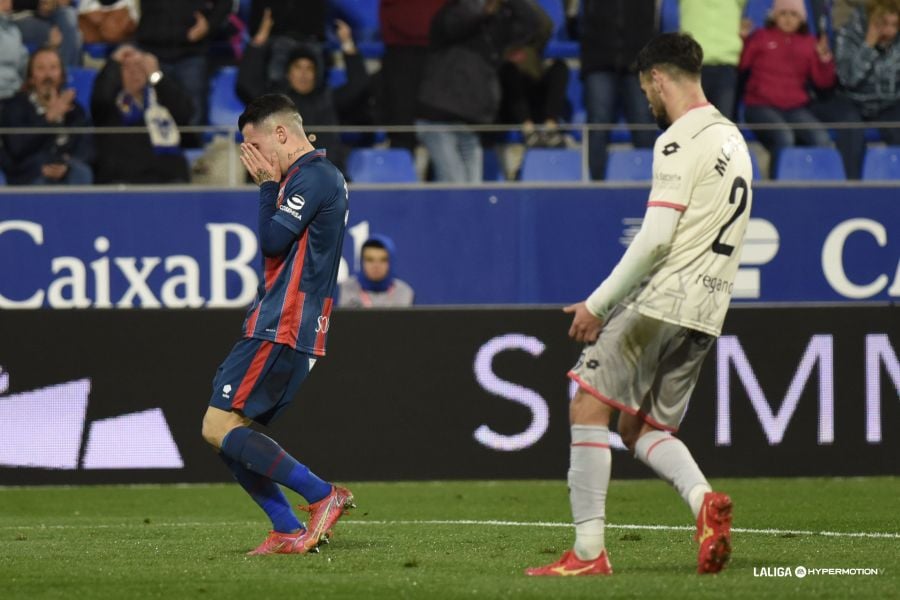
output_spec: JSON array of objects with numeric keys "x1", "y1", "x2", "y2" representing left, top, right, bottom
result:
[
  {"x1": 0, "y1": 47, "x2": 92, "y2": 185},
  {"x1": 91, "y1": 45, "x2": 192, "y2": 184}
]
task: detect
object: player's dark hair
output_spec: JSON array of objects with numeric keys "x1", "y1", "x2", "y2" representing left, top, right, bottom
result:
[
  {"x1": 238, "y1": 93, "x2": 300, "y2": 130},
  {"x1": 633, "y1": 33, "x2": 704, "y2": 78}
]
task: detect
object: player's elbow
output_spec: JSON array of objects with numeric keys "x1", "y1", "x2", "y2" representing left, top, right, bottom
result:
[{"x1": 259, "y1": 239, "x2": 288, "y2": 257}]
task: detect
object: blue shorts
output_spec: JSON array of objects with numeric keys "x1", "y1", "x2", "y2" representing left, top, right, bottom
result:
[{"x1": 209, "y1": 338, "x2": 316, "y2": 426}]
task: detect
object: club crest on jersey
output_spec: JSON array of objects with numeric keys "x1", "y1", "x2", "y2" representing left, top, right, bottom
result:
[{"x1": 222, "y1": 384, "x2": 232, "y2": 399}]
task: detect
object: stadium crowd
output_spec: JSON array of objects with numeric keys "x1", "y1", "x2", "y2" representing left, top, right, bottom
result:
[{"x1": 1, "y1": 0, "x2": 899, "y2": 185}]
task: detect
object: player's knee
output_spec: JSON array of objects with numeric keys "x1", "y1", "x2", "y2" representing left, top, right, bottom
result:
[
  {"x1": 617, "y1": 418, "x2": 642, "y2": 450},
  {"x1": 200, "y1": 413, "x2": 223, "y2": 449},
  {"x1": 569, "y1": 390, "x2": 611, "y2": 426}
]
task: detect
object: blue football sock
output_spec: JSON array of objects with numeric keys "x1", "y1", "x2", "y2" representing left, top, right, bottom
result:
[
  {"x1": 221, "y1": 427, "x2": 332, "y2": 504},
  {"x1": 219, "y1": 453, "x2": 302, "y2": 534}
]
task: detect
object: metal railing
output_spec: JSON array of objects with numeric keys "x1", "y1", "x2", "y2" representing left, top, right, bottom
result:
[{"x1": 1, "y1": 120, "x2": 898, "y2": 186}]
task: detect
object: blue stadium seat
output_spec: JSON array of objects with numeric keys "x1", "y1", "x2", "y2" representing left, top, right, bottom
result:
[
  {"x1": 861, "y1": 146, "x2": 900, "y2": 180},
  {"x1": 327, "y1": 68, "x2": 347, "y2": 89},
  {"x1": 775, "y1": 147, "x2": 846, "y2": 180},
  {"x1": 605, "y1": 148, "x2": 653, "y2": 181},
  {"x1": 83, "y1": 42, "x2": 113, "y2": 60},
  {"x1": 743, "y1": 0, "x2": 770, "y2": 30},
  {"x1": 520, "y1": 148, "x2": 582, "y2": 181},
  {"x1": 660, "y1": 0, "x2": 679, "y2": 32},
  {"x1": 208, "y1": 67, "x2": 245, "y2": 128},
  {"x1": 331, "y1": 0, "x2": 380, "y2": 41},
  {"x1": 483, "y1": 148, "x2": 505, "y2": 182},
  {"x1": 67, "y1": 67, "x2": 97, "y2": 117},
  {"x1": 347, "y1": 148, "x2": 417, "y2": 183},
  {"x1": 536, "y1": 0, "x2": 579, "y2": 58}
]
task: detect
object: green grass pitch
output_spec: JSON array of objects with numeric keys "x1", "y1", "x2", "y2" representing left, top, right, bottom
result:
[{"x1": 2, "y1": 477, "x2": 897, "y2": 599}]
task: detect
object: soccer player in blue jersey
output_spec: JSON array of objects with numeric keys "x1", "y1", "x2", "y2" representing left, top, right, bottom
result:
[{"x1": 200, "y1": 93, "x2": 353, "y2": 556}]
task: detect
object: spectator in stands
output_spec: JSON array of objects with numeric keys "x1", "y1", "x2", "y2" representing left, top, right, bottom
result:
[
  {"x1": 680, "y1": 0, "x2": 745, "y2": 119},
  {"x1": 498, "y1": 0, "x2": 570, "y2": 148},
  {"x1": 77, "y1": 0, "x2": 138, "y2": 45},
  {"x1": 379, "y1": 0, "x2": 447, "y2": 152},
  {"x1": 0, "y1": 0, "x2": 28, "y2": 103},
  {"x1": 0, "y1": 47, "x2": 92, "y2": 184},
  {"x1": 579, "y1": 0, "x2": 656, "y2": 180},
  {"x1": 248, "y1": 0, "x2": 327, "y2": 86},
  {"x1": 740, "y1": 0, "x2": 836, "y2": 176},
  {"x1": 12, "y1": 0, "x2": 81, "y2": 66},
  {"x1": 136, "y1": 0, "x2": 231, "y2": 127},
  {"x1": 814, "y1": 0, "x2": 900, "y2": 178},
  {"x1": 338, "y1": 235, "x2": 415, "y2": 308},
  {"x1": 91, "y1": 45, "x2": 192, "y2": 183},
  {"x1": 417, "y1": 0, "x2": 541, "y2": 183},
  {"x1": 238, "y1": 12, "x2": 370, "y2": 173}
]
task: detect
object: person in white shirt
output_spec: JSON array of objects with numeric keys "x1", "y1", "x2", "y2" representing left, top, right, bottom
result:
[{"x1": 527, "y1": 32, "x2": 753, "y2": 578}]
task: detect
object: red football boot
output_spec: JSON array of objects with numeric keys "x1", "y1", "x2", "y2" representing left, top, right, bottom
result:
[
  {"x1": 696, "y1": 491, "x2": 733, "y2": 574},
  {"x1": 296, "y1": 485, "x2": 355, "y2": 551},
  {"x1": 246, "y1": 529, "x2": 318, "y2": 556},
  {"x1": 525, "y1": 549, "x2": 613, "y2": 576}
]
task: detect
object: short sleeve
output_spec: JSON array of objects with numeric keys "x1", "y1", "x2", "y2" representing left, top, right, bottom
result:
[
  {"x1": 272, "y1": 170, "x2": 327, "y2": 235},
  {"x1": 647, "y1": 135, "x2": 699, "y2": 212}
]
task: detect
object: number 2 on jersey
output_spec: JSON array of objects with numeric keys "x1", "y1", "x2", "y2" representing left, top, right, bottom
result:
[{"x1": 712, "y1": 176, "x2": 748, "y2": 257}]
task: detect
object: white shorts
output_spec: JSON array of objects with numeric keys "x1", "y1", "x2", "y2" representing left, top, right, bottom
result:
[{"x1": 568, "y1": 305, "x2": 715, "y2": 432}]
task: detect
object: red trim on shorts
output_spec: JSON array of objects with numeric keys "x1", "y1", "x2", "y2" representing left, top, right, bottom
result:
[
  {"x1": 647, "y1": 201, "x2": 686, "y2": 212},
  {"x1": 232, "y1": 342, "x2": 275, "y2": 412},
  {"x1": 644, "y1": 436, "x2": 676, "y2": 459},
  {"x1": 571, "y1": 442, "x2": 610, "y2": 449},
  {"x1": 568, "y1": 371, "x2": 678, "y2": 433}
]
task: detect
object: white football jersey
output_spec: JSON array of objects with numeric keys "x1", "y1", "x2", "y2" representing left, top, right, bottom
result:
[{"x1": 626, "y1": 104, "x2": 753, "y2": 336}]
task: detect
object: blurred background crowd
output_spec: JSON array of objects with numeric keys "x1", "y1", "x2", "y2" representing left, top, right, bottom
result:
[{"x1": 1, "y1": 0, "x2": 899, "y2": 186}]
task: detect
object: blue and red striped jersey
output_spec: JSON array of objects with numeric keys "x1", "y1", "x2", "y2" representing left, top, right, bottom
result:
[{"x1": 242, "y1": 149, "x2": 349, "y2": 356}]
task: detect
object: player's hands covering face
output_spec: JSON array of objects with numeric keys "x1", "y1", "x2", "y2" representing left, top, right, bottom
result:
[{"x1": 240, "y1": 143, "x2": 282, "y2": 185}]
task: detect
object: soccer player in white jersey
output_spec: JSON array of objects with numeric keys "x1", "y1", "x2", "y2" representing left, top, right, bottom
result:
[{"x1": 526, "y1": 33, "x2": 753, "y2": 577}]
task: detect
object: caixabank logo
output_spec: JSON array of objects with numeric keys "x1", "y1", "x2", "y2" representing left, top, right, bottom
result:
[{"x1": 0, "y1": 367, "x2": 183, "y2": 470}]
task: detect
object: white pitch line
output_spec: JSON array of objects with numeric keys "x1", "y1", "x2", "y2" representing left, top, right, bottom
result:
[{"x1": 1, "y1": 519, "x2": 898, "y2": 540}]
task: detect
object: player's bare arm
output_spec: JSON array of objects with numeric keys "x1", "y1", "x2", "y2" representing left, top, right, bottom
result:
[{"x1": 240, "y1": 142, "x2": 281, "y2": 185}]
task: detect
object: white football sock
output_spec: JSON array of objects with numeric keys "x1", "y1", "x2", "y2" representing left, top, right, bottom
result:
[
  {"x1": 634, "y1": 429, "x2": 711, "y2": 518},
  {"x1": 568, "y1": 425, "x2": 611, "y2": 560}
]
